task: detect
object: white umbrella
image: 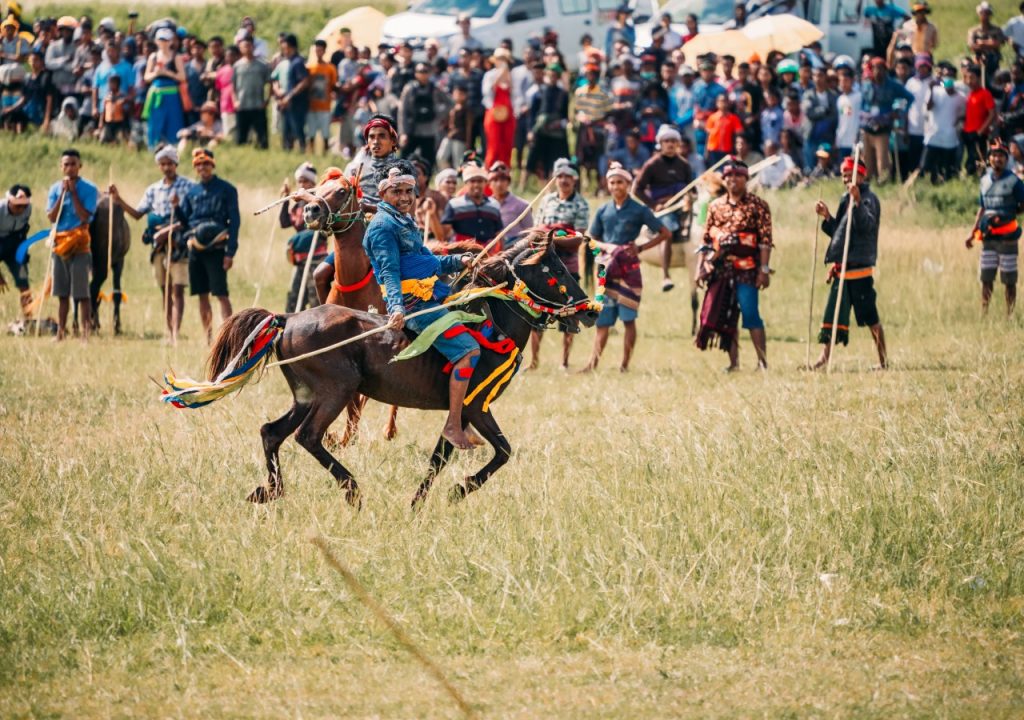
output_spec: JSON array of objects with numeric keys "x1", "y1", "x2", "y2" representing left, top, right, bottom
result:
[{"x1": 741, "y1": 13, "x2": 824, "y2": 57}]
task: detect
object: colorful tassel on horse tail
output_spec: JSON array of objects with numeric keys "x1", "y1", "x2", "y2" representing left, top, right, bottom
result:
[{"x1": 161, "y1": 314, "x2": 284, "y2": 409}]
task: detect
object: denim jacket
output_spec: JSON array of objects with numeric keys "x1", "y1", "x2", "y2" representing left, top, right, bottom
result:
[{"x1": 363, "y1": 201, "x2": 464, "y2": 314}]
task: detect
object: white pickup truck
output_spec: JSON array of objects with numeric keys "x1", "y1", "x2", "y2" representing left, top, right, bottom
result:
[
  {"x1": 381, "y1": 0, "x2": 659, "y2": 70},
  {"x1": 636, "y1": 0, "x2": 911, "y2": 59}
]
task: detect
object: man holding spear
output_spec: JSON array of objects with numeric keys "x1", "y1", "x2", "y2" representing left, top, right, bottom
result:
[
  {"x1": 109, "y1": 145, "x2": 195, "y2": 343},
  {"x1": 812, "y1": 155, "x2": 888, "y2": 370}
]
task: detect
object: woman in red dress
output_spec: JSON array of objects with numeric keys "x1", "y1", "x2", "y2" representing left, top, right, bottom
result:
[{"x1": 483, "y1": 48, "x2": 516, "y2": 168}]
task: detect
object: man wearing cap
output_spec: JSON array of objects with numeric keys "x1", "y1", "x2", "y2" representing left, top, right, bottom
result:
[
  {"x1": 888, "y1": 2, "x2": 938, "y2": 65},
  {"x1": 812, "y1": 156, "x2": 888, "y2": 369},
  {"x1": 532, "y1": 158, "x2": 590, "y2": 369},
  {"x1": 488, "y1": 162, "x2": 532, "y2": 247},
  {"x1": 45, "y1": 16, "x2": 76, "y2": 100},
  {"x1": 0, "y1": 185, "x2": 32, "y2": 312},
  {"x1": 176, "y1": 148, "x2": 239, "y2": 342},
  {"x1": 634, "y1": 124, "x2": 694, "y2": 292},
  {"x1": 865, "y1": 0, "x2": 910, "y2": 58},
  {"x1": 46, "y1": 148, "x2": 99, "y2": 341},
  {"x1": 583, "y1": 163, "x2": 670, "y2": 373},
  {"x1": 698, "y1": 159, "x2": 773, "y2": 371},
  {"x1": 109, "y1": 146, "x2": 195, "y2": 342},
  {"x1": 398, "y1": 62, "x2": 450, "y2": 163},
  {"x1": 860, "y1": 58, "x2": 914, "y2": 183},
  {"x1": 969, "y1": 2, "x2": 1007, "y2": 85},
  {"x1": 441, "y1": 165, "x2": 503, "y2": 247},
  {"x1": 448, "y1": 13, "x2": 483, "y2": 58},
  {"x1": 1, "y1": 15, "x2": 29, "y2": 65},
  {"x1": 967, "y1": 141, "x2": 1024, "y2": 315},
  {"x1": 363, "y1": 158, "x2": 479, "y2": 450},
  {"x1": 605, "y1": 4, "x2": 635, "y2": 63}
]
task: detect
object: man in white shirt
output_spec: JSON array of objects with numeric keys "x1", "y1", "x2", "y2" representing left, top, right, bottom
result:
[
  {"x1": 657, "y1": 12, "x2": 683, "y2": 52},
  {"x1": 835, "y1": 68, "x2": 862, "y2": 159},
  {"x1": 902, "y1": 54, "x2": 933, "y2": 176},
  {"x1": 922, "y1": 66, "x2": 966, "y2": 184},
  {"x1": 1005, "y1": 1, "x2": 1024, "y2": 60},
  {"x1": 755, "y1": 140, "x2": 800, "y2": 189}
]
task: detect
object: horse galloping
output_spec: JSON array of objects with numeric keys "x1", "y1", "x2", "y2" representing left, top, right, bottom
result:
[{"x1": 163, "y1": 232, "x2": 598, "y2": 508}]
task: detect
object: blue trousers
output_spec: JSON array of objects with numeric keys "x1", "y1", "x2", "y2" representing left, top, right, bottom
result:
[
  {"x1": 147, "y1": 92, "x2": 185, "y2": 149},
  {"x1": 736, "y1": 282, "x2": 764, "y2": 330}
]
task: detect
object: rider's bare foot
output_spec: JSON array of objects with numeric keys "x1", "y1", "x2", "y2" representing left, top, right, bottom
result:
[{"x1": 443, "y1": 423, "x2": 475, "y2": 450}]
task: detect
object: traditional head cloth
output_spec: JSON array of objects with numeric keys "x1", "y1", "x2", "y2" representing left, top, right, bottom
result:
[
  {"x1": 294, "y1": 161, "x2": 317, "y2": 184},
  {"x1": 552, "y1": 158, "x2": 578, "y2": 179},
  {"x1": 154, "y1": 145, "x2": 179, "y2": 165},
  {"x1": 488, "y1": 161, "x2": 512, "y2": 179},
  {"x1": 376, "y1": 159, "x2": 417, "y2": 194},
  {"x1": 655, "y1": 124, "x2": 682, "y2": 146},
  {"x1": 721, "y1": 159, "x2": 749, "y2": 178},
  {"x1": 1, "y1": 16, "x2": 18, "y2": 29},
  {"x1": 362, "y1": 113, "x2": 397, "y2": 143},
  {"x1": 840, "y1": 156, "x2": 868, "y2": 176},
  {"x1": 435, "y1": 168, "x2": 458, "y2": 189},
  {"x1": 191, "y1": 147, "x2": 215, "y2": 167},
  {"x1": 606, "y1": 161, "x2": 632, "y2": 182}
]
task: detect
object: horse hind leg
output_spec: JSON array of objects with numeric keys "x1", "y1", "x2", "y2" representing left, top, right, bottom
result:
[
  {"x1": 295, "y1": 396, "x2": 362, "y2": 508},
  {"x1": 411, "y1": 433, "x2": 457, "y2": 511},
  {"x1": 449, "y1": 410, "x2": 511, "y2": 504},
  {"x1": 326, "y1": 395, "x2": 368, "y2": 449},
  {"x1": 383, "y1": 405, "x2": 398, "y2": 441},
  {"x1": 248, "y1": 402, "x2": 311, "y2": 503}
]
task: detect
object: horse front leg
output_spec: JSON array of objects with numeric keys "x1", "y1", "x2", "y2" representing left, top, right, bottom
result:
[
  {"x1": 411, "y1": 432, "x2": 458, "y2": 510},
  {"x1": 449, "y1": 410, "x2": 510, "y2": 504}
]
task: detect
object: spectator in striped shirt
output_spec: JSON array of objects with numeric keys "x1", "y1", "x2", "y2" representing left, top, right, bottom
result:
[{"x1": 440, "y1": 165, "x2": 502, "y2": 246}]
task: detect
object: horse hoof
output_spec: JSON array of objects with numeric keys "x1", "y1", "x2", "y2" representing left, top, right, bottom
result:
[
  {"x1": 345, "y1": 487, "x2": 362, "y2": 510},
  {"x1": 448, "y1": 484, "x2": 467, "y2": 505},
  {"x1": 247, "y1": 486, "x2": 276, "y2": 503},
  {"x1": 383, "y1": 425, "x2": 398, "y2": 441}
]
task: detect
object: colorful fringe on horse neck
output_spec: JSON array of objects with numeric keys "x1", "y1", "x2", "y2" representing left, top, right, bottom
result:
[{"x1": 162, "y1": 314, "x2": 284, "y2": 409}]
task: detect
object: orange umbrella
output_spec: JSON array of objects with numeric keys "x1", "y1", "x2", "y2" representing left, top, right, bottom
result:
[{"x1": 682, "y1": 30, "x2": 753, "y2": 64}]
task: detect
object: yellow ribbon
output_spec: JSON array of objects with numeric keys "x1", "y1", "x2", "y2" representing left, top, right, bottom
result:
[
  {"x1": 464, "y1": 347, "x2": 519, "y2": 407},
  {"x1": 383, "y1": 276, "x2": 438, "y2": 302}
]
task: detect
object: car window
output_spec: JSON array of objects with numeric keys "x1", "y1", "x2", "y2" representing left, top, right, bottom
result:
[
  {"x1": 805, "y1": 0, "x2": 821, "y2": 23},
  {"x1": 508, "y1": 0, "x2": 547, "y2": 21},
  {"x1": 831, "y1": 0, "x2": 862, "y2": 23},
  {"x1": 561, "y1": 0, "x2": 591, "y2": 14},
  {"x1": 663, "y1": 0, "x2": 736, "y2": 26}
]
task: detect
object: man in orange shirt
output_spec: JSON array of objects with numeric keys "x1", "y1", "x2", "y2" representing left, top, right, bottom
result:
[
  {"x1": 306, "y1": 39, "x2": 337, "y2": 155},
  {"x1": 704, "y1": 94, "x2": 744, "y2": 164}
]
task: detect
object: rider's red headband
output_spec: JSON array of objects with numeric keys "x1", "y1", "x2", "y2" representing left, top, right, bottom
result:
[
  {"x1": 841, "y1": 157, "x2": 868, "y2": 176},
  {"x1": 363, "y1": 117, "x2": 397, "y2": 142}
]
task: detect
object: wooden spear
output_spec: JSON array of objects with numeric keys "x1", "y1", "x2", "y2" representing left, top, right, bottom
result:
[{"x1": 827, "y1": 142, "x2": 863, "y2": 374}]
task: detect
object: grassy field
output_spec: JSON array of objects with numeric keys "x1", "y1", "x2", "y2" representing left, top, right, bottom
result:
[{"x1": 1, "y1": 135, "x2": 1024, "y2": 718}]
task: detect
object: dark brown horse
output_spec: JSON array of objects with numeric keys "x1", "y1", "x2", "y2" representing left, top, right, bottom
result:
[
  {"x1": 75, "y1": 194, "x2": 131, "y2": 333},
  {"x1": 189, "y1": 232, "x2": 598, "y2": 508}
]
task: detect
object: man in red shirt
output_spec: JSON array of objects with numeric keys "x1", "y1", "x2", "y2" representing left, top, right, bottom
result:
[
  {"x1": 963, "y1": 63, "x2": 997, "y2": 176},
  {"x1": 705, "y1": 94, "x2": 745, "y2": 164}
]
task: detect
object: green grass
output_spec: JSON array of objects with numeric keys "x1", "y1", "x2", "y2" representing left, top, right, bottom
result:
[
  {"x1": 28, "y1": 0, "x2": 401, "y2": 47},
  {"x1": 1, "y1": 133, "x2": 1024, "y2": 717}
]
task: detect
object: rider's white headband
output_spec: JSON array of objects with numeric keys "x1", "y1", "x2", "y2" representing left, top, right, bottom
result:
[{"x1": 378, "y1": 168, "x2": 416, "y2": 194}]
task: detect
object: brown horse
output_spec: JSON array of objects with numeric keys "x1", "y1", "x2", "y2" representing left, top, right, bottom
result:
[
  {"x1": 185, "y1": 232, "x2": 598, "y2": 508},
  {"x1": 291, "y1": 173, "x2": 398, "y2": 444}
]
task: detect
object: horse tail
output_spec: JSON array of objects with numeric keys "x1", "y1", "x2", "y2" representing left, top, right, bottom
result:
[{"x1": 161, "y1": 308, "x2": 287, "y2": 410}]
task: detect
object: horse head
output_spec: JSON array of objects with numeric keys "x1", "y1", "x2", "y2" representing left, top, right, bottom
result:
[
  {"x1": 300, "y1": 169, "x2": 361, "y2": 234},
  {"x1": 494, "y1": 228, "x2": 599, "y2": 332}
]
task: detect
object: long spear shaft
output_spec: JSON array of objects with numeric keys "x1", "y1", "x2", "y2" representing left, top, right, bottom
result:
[
  {"x1": 806, "y1": 186, "x2": 823, "y2": 369},
  {"x1": 35, "y1": 188, "x2": 66, "y2": 338},
  {"x1": 827, "y1": 142, "x2": 862, "y2": 374}
]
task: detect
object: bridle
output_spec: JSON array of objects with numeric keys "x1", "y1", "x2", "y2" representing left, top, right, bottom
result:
[
  {"x1": 471, "y1": 235, "x2": 601, "y2": 330},
  {"x1": 308, "y1": 179, "x2": 365, "y2": 235}
]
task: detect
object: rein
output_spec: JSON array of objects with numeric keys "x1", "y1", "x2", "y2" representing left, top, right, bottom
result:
[{"x1": 310, "y1": 183, "x2": 365, "y2": 235}]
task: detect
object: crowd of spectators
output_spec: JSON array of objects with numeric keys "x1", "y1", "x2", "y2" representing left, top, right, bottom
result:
[{"x1": 3, "y1": 1, "x2": 1024, "y2": 188}]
